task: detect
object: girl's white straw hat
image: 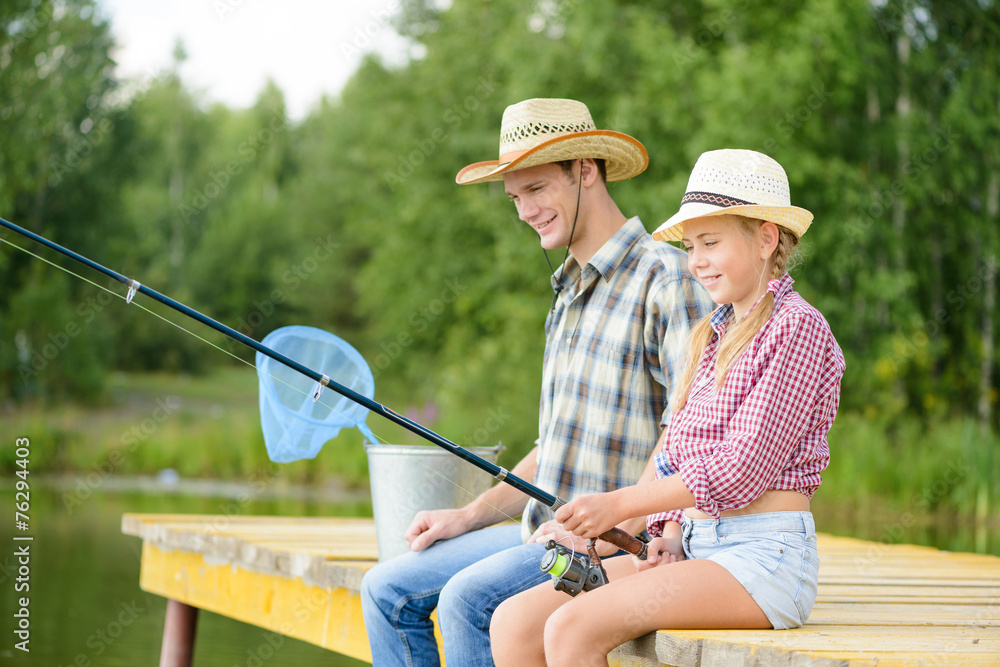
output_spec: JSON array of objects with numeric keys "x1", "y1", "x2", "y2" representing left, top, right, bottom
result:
[
  {"x1": 652, "y1": 149, "x2": 813, "y2": 242},
  {"x1": 456, "y1": 98, "x2": 648, "y2": 185}
]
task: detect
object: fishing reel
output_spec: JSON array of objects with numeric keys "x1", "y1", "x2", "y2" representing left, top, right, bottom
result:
[{"x1": 539, "y1": 539, "x2": 608, "y2": 597}]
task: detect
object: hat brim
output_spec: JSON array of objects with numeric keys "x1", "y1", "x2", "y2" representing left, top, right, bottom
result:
[
  {"x1": 455, "y1": 130, "x2": 648, "y2": 185},
  {"x1": 652, "y1": 203, "x2": 814, "y2": 242}
]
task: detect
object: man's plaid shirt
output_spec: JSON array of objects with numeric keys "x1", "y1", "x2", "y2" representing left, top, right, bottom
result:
[{"x1": 523, "y1": 216, "x2": 713, "y2": 538}]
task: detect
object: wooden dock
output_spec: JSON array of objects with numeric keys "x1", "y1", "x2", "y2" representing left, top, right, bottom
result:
[{"x1": 122, "y1": 514, "x2": 1000, "y2": 666}]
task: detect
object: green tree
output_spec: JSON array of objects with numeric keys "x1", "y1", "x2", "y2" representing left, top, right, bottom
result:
[{"x1": 0, "y1": 0, "x2": 129, "y2": 401}]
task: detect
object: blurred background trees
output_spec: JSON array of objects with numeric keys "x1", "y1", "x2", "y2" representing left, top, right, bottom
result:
[{"x1": 2, "y1": 0, "x2": 998, "y2": 509}]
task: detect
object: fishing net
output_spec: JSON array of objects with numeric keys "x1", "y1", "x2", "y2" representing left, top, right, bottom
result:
[{"x1": 257, "y1": 326, "x2": 376, "y2": 463}]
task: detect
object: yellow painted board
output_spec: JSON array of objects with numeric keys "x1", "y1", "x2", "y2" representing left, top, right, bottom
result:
[
  {"x1": 125, "y1": 515, "x2": 1000, "y2": 666},
  {"x1": 137, "y1": 542, "x2": 444, "y2": 663},
  {"x1": 651, "y1": 626, "x2": 1000, "y2": 667},
  {"x1": 799, "y1": 650, "x2": 1000, "y2": 667},
  {"x1": 820, "y1": 567, "x2": 1000, "y2": 580},
  {"x1": 655, "y1": 624, "x2": 998, "y2": 652},
  {"x1": 817, "y1": 584, "x2": 1000, "y2": 604},
  {"x1": 820, "y1": 577, "x2": 1000, "y2": 588},
  {"x1": 807, "y1": 602, "x2": 1000, "y2": 626}
]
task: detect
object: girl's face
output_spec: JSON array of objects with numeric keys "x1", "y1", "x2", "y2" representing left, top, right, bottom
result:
[{"x1": 682, "y1": 215, "x2": 772, "y2": 318}]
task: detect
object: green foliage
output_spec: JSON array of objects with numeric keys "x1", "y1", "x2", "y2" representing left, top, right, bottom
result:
[
  {"x1": 1, "y1": 0, "x2": 999, "y2": 516},
  {"x1": 823, "y1": 413, "x2": 999, "y2": 518},
  {"x1": 0, "y1": 0, "x2": 128, "y2": 401}
]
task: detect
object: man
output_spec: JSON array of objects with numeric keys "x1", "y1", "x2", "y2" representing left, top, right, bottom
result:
[{"x1": 361, "y1": 98, "x2": 712, "y2": 666}]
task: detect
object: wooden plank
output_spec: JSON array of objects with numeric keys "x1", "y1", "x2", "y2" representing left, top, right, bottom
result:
[
  {"x1": 135, "y1": 541, "x2": 440, "y2": 663},
  {"x1": 818, "y1": 584, "x2": 1000, "y2": 599},
  {"x1": 807, "y1": 602, "x2": 1000, "y2": 626},
  {"x1": 125, "y1": 514, "x2": 1000, "y2": 666},
  {"x1": 658, "y1": 625, "x2": 997, "y2": 651},
  {"x1": 122, "y1": 513, "x2": 381, "y2": 586},
  {"x1": 654, "y1": 626, "x2": 1000, "y2": 667},
  {"x1": 798, "y1": 651, "x2": 1000, "y2": 667}
]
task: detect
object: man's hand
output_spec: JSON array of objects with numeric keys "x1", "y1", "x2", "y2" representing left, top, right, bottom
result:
[
  {"x1": 527, "y1": 520, "x2": 620, "y2": 557},
  {"x1": 404, "y1": 508, "x2": 472, "y2": 552}
]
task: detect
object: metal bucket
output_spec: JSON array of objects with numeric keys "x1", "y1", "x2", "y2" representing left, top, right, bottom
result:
[{"x1": 365, "y1": 443, "x2": 503, "y2": 561}]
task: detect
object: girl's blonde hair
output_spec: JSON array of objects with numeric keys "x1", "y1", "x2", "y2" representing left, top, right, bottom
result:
[{"x1": 672, "y1": 216, "x2": 798, "y2": 411}]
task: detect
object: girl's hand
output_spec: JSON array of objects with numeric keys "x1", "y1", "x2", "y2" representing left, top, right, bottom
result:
[
  {"x1": 554, "y1": 492, "x2": 623, "y2": 539},
  {"x1": 633, "y1": 535, "x2": 685, "y2": 571}
]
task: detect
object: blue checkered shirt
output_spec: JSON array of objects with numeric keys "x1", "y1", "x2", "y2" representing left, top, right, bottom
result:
[{"x1": 522, "y1": 216, "x2": 713, "y2": 538}]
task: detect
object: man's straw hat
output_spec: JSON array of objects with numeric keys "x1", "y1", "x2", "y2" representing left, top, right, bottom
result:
[
  {"x1": 456, "y1": 98, "x2": 648, "y2": 185},
  {"x1": 652, "y1": 149, "x2": 813, "y2": 242}
]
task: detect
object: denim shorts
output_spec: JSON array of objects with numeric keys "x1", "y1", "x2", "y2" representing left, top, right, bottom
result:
[{"x1": 681, "y1": 511, "x2": 819, "y2": 629}]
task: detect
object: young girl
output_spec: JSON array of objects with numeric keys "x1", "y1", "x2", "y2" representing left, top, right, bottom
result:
[{"x1": 489, "y1": 149, "x2": 846, "y2": 667}]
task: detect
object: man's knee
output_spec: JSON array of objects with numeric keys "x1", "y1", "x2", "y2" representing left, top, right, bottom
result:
[
  {"x1": 361, "y1": 560, "x2": 398, "y2": 609},
  {"x1": 438, "y1": 568, "x2": 476, "y2": 614},
  {"x1": 360, "y1": 566, "x2": 381, "y2": 608}
]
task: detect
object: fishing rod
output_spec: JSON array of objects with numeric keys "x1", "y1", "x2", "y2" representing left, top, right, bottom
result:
[{"x1": 0, "y1": 216, "x2": 648, "y2": 560}]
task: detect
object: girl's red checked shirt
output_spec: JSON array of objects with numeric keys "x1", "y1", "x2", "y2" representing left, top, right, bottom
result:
[{"x1": 647, "y1": 273, "x2": 846, "y2": 536}]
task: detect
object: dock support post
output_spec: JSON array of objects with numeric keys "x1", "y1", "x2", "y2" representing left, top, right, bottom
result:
[{"x1": 160, "y1": 599, "x2": 199, "y2": 667}]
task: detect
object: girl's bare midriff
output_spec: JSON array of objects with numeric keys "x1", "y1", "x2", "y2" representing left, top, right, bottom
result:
[{"x1": 684, "y1": 490, "x2": 809, "y2": 520}]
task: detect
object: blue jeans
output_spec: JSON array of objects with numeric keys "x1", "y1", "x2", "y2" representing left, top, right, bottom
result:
[{"x1": 360, "y1": 524, "x2": 551, "y2": 666}]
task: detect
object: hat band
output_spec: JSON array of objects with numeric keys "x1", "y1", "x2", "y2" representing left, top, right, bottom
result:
[{"x1": 682, "y1": 190, "x2": 757, "y2": 208}]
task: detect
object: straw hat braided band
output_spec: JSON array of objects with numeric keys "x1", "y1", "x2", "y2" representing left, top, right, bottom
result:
[
  {"x1": 652, "y1": 149, "x2": 813, "y2": 242},
  {"x1": 456, "y1": 98, "x2": 648, "y2": 185}
]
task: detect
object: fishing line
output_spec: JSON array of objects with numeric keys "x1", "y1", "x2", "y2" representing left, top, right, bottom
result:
[
  {"x1": 0, "y1": 236, "x2": 255, "y2": 368},
  {"x1": 0, "y1": 217, "x2": 645, "y2": 556},
  {"x1": 542, "y1": 158, "x2": 583, "y2": 313},
  {"x1": 0, "y1": 229, "x2": 519, "y2": 523}
]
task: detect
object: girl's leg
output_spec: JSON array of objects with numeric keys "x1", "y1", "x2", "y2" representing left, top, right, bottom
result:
[
  {"x1": 490, "y1": 571, "x2": 575, "y2": 667},
  {"x1": 543, "y1": 557, "x2": 770, "y2": 667}
]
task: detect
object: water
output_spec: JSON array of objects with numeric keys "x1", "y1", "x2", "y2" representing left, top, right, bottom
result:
[
  {"x1": 0, "y1": 479, "x2": 995, "y2": 667},
  {"x1": 811, "y1": 495, "x2": 999, "y2": 557},
  {"x1": 0, "y1": 480, "x2": 371, "y2": 667}
]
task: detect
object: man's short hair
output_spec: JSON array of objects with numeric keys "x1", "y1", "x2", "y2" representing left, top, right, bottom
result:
[{"x1": 556, "y1": 158, "x2": 607, "y2": 183}]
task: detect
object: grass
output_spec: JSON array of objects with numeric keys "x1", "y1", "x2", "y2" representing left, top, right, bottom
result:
[
  {"x1": 3, "y1": 366, "x2": 997, "y2": 530},
  {"x1": 823, "y1": 412, "x2": 999, "y2": 519},
  {"x1": 1, "y1": 366, "x2": 371, "y2": 485}
]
